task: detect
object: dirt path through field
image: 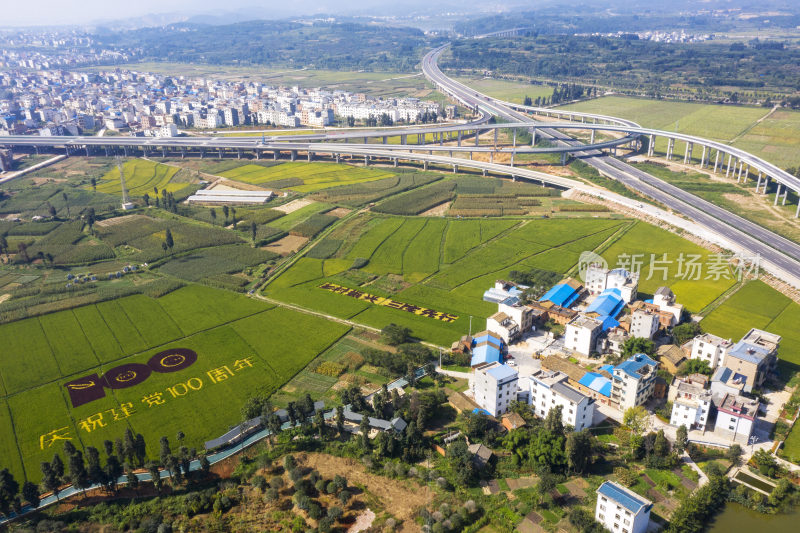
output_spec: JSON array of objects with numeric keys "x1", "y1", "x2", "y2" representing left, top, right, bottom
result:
[{"x1": 300, "y1": 452, "x2": 430, "y2": 532}]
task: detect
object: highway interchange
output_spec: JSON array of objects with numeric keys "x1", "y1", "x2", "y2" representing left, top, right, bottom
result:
[{"x1": 2, "y1": 44, "x2": 800, "y2": 286}]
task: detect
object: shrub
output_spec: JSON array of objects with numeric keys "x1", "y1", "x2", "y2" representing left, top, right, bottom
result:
[
  {"x1": 315, "y1": 361, "x2": 345, "y2": 377},
  {"x1": 289, "y1": 213, "x2": 338, "y2": 238}
]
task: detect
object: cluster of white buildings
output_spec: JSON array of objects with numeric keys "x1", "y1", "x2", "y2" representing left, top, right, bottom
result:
[
  {"x1": 468, "y1": 264, "x2": 783, "y2": 449},
  {"x1": 0, "y1": 66, "x2": 444, "y2": 139}
]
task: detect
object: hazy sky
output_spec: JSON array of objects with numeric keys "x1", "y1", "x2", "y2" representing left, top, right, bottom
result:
[{"x1": 2, "y1": 0, "x2": 479, "y2": 27}]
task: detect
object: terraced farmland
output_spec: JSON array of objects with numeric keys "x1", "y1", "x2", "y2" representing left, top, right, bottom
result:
[{"x1": 93, "y1": 159, "x2": 188, "y2": 196}]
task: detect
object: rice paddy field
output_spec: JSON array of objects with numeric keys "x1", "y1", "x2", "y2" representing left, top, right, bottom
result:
[
  {"x1": 218, "y1": 162, "x2": 396, "y2": 192},
  {"x1": 700, "y1": 280, "x2": 800, "y2": 372},
  {"x1": 92, "y1": 159, "x2": 190, "y2": 196},
  {"x1": 265, "y1": 215, "x2": 629, "y2": 344},
  {"x1": 559, "y1": 96, "x2": 800, "y2": 169},
  {"x1": 0, "y1": 284, "x2": 349, "y2": 483}
]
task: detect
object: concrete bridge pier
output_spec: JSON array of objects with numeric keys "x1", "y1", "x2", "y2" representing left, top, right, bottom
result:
[
  {"x1": 200, "y1": 148, "x2": 204, "y2": 159},
  {"x1": 290, "y1": 150, "x2": 297, "y2": 161},
  {"x1": 494, "y1": 128, "x2": 498, "y2": 147},
  {"x1": 307, "y1": 151, "x2": 313, "y2": 162},
  {"x1": 510, "y1": 151, "x2": 515, "y2": 167},
  {"x1": 104, "y1": 146, "x2": 109, "y2": 157},
  {"x1": 775, "y1": 184, "x2": 783, "y2": 205},
  {"x1": 401, "y1": 134, "x2": 407, "y2": 145},
  {"x1": 647, "y1": 134, "x2": 655, "y2": 157},
  {"x1": 85, "y1": 146, "x2": 90, "y2": 157},
  {"x1": 561, "y1": 152, "x2": 568, "y2": 166},
  {"x1": 123, "y1": 146, "x2": 129, "y2": 157},
  {"x1": 796, "y1": 196, "x2": 800, "y2": 218},
  {"x1": 783, "y1": 188, "x2": 789, "y2": 205},
  {"x1": 475, "y1": 130, "x2": 480, "y2": 146},
  {"x1": 590, "y1": 130, "x2": 595, "y2": 145},
  {"x1": 713, "y1": 151, "x2": 720, "y2": 173},
  {"x1": 482, "y1": 168, "x2": 487, "y2": 176},
  {"x1": 684, "y1": 142, "x2": 693, "y2": 164},
  {"x1": 763, "y1": 176, "x2": 770, "y2": 194},
  {"x1": 382, "y1": 136, "x2": 388, "y2": 144},
  {"x1": 423, "y1": 161, "x2": 428, "y2": 171},
  {"x1": 457, "y1": 131, "x2": 462, "y2": 146},
  {"x1": 452, "y1": 164, "x2": 458, "y2": 173},
  {"x1": 217, "y1": 148, "x2": 223, "y2": 159},
  {"x1": 666, "y1": 138, "x2": 674, "y2": 160},
  {"x1": 273, "y1": 150, "x2": 279, "y2": 160},
  {"x1": 335, "y1": 154, "x2": 340, "y2": 164},
  {"x1": 364, "y1": 137, "x2": 368, "y2": 145},
  {"x1": 737, "y1": 162, "x2": 745, "y2": 183},
  {"x1": 726, "y1": 155, "x2": 733, "y2": 178},
  {"x1": 531, "y1": 127, "x2": 537, "y2": 146},
  {"x1": 756, "y1": 173, "x2": 763, "y2": 191},
  {"x1": 439, "y1": 133, "x2": 443, "y2": 146},
  {"x1": 700, "y1": 146, "x2": 707, "y2": 168},
  {"x1": 255, "y1": 150, "x2": 260, "y2": 160},
  {"x1": 449, "y1": 151, "x2": 453, "y2": 158},
  {"x1": 393, "y1": 158, "x2": 398, "y2": 168},
  {"x1": 512, "y1": 129, "x2": 517, "y2": 147},
  {"x1": 490, "y1": 152, "x2": 494, "y2": 164},
  {"x1": 364, "y1": 155, "x2": 369, "y2": 166},
  {"x1": 181, "y1": 147, "x2": 187, "y2": 159}
]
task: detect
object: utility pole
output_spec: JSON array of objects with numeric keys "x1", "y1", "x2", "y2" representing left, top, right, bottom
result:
[{"x1": 469, "y1": 315, "x2": 473, "y2": 336}]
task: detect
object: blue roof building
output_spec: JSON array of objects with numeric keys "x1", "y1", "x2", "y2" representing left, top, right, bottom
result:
[
  {"x1": 578, "y1": 372, "x2": 613, "y2": 397},
  {"x1": 540, "y1": 280, "x2": 582, "y2": 308},
  {"x1": 470, "y1": 331, "x2": 504, "y2": 367},
  {"x1": 483, "y1": 280, "x2": 525, "y2": 304},
  {"x1": 585, "y1": 288, "x2": 625, "y2": 332},
  {"x1": 612, "y1": 353, "x2": 659, "y2": 410},
  {"x1": 596, "y1": 481, "x2": 652, "y2": 533}
]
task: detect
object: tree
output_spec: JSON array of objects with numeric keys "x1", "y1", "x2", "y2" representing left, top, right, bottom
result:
[
  {"x1": 148, "y1": 463, "x2": 163, "y2": 493},
  {"x1": 143, "y1": 193, "x2": 150, "y2": 206},
  {"x1": 359, "y1": 415, "x2": 371, "y2": 451},
  {"x1": 40, "y1": 461, "x2": 60, "y2": 502},
  {"x1": 672, "y1": 322, "x2": 701, "y2": 345},
  {"x1": 134, "y1": 433, "x2": 147, "y2": 467},
  {"x1": 104, "y1": 455, "x2": 123, "y2": 492},
  {"x1": 544, "y1": 405, "x2": 565, "y2": 435},
  {"x1": 675, "y1": 425, "x2": 688, "y2": 454},
  {"x1": 566, "y1": 430, "x2": 594, "y2": 474},
  {"x1": 335, "y1": 405, "x2": 345, "y2": 436},
  {"x1": 159, "y1": 436, "x2": 171, "y2": 466},
  {"x1": 68, "y1": 450, "x2": 90, "y2": 496},
  {"x1": 0, "y1": 468, "x2": 19, "y2": 517},
  {"x1": 222, "y1": 205, "x2": 229, "y2": 221},
  {"x1": 653, "y1": 429, "x2": 670, "y2": 457},
  {"x1": 50, "y1": 454, "x2": 64, "y2": 482},
  {"x1": 123, "y1": 428, "x2": 137, "y2": 466},
  {"x1": 48, "y1": 204, "x2": 57, "y2": 218},
  {"x1": 200, "y1": 455, "x2": 211, "y2": 476},
  {"x1": 125, "y1": 465, "x2": 139, "y2": 492},
  {"x1": 622, "y1": 337, "x2": 655, "y2": 357},
  {"x1": 22, "y1": 481, "x2": 40, "y2": 509},
  {"x1": 447, "y1": 439, "x2": 476, "y2": 486},
  {"x1": 250, "y1": 221, "x2": 257, "y2": 244},
  {"x1": 381, "y1": 323, "x2": 411, "y2": 345},
  {"x1": 90, "y1": 177, "x2": 97, "y2": 192},
  {"x1": 62, "y1": 193, "x2": 70, "y2": 218},
  {"x1": 680, "y1": 359, "x2": 712, "y2": 376},
  {"x1": 164, "y1": 228, "x2": 174, "y2": 253},
  {"x1": 0, "y1": 235, "x2": 7, "y2": 263},
  {"x1": 85, "y1": 208, "x2": 96, "y2": 235},
  {"x1": 726, "y1": 443, "x2": 742, "y2": 465},
  {"x1": 210, "y1": 208, "x2": 217, "y2": 224},
  {"x1": 86, "y1": 446, "x2": 105, "y2": 487},
  {"x1": 315, "y1": 408, "x2": 326, "y2": 440}
]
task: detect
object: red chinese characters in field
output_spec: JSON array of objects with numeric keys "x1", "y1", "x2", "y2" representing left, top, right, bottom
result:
[{"x1": 318, "y1": 283, "x2": 458, "y2": 322}]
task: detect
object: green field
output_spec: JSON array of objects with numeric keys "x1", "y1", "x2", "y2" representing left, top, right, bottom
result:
[
  {"x1": 218, "y1": 162, "x2": 396, "y2": 192},
  {"x1": 700, "y1": 280, "x2": 800, "y2": 371},
  {"x1": 93, "y1": 159, "x2": 189, "y2": 196},
  {"x1": 266, "y1": 215, "x2": 632, "y2": 345},
  {"x1": 560, "y1": 96, "x2": 800, "y2": 169},
  {"x1": 0, "y1": 284, "x2": 349, "y2": 482},
  {"x1": 454, "y1": 76, "x2": 553, "y2": 104},
  {"x1": 599, "y1": 221, "x2": 737, "y2": 312}
]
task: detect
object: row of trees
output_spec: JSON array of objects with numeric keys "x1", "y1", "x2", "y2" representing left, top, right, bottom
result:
[{"x1": 0, "y1": 428, "x2": 213, "y2": 520}]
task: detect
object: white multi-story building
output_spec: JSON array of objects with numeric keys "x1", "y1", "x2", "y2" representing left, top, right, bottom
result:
[
  {"x1": 565, "y1": 315, "x2": 603, "y2": 356},
  {"x1": 690, "y1": 333, "x2": 732, "y2": 369},
  {"x1": 156, "y1": 123, "x2": 178, "y2": 137},
  {"x1": 669, "y1": 379, "x2": 712, "y2": 431},
  {"x1": 596, "y1": 481, "x2": 652, "y2": 533},
  {"x1": 528, "y1": 370, "x2": 595, "y2": 431},
  {"x1": 652, "y1": 286, "x2": 683, "y2": 325},
  {"x1": 715, "y1": 393, "x2": 759, "y2": 444},
  {"x1": 473, "y1": 362, "x2": 518, "y2": 417},
  {"x1": 630, "y1": 308, "x2": 660, "y2": 340},
  {"x1": 585, "y1": 264, "x2": 639, "y2": 303},
  {"x1": 611, "y1": 353, "x2": 658, "y2": 411}
]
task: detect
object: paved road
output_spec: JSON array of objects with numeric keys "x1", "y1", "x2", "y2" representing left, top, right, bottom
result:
[{"x1": 422, "y1": 45, "x2": 800, "y2": 280}]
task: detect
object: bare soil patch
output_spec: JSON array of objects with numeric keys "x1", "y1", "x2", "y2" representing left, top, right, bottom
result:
[
  {"x1": 327, "y1": 207, "x2": 352, "y2": 218},
  {"x1": 419, "y1": 201, "x2": 451, "y2": 216},
  {"x1": 209, "y1": 178, "x2": 270, "y2": 192},
  {"x1": 263, "y1": 234, "x2": 308, "y2": 256},
  {"x1": 300, "y1": 452, "x2": 431, "y2": 531},
  {"x1": 31, "y1": 177, "x2": 66, "y2": 185},
  {"x1": 0, "y1": 294, "x2": 11, "y2": 304},
  {"x1": 275, "y1": 197, "x2": 315, "y2": 214}
]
